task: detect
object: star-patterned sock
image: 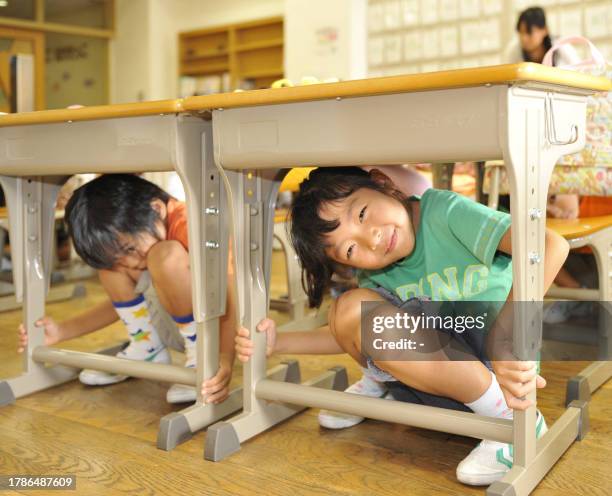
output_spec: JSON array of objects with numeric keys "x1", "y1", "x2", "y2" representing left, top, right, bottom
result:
[
  {"x1": 172, "y1": 314, "x2": 196, "y2": 367},
  {"x1": 112, "y1": 294, "x2": 166, "y2": 361}
]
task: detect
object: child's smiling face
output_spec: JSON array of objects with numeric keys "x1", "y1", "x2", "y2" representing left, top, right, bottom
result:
[{"x1": 320, "y1": 186, "x2": 415, "y2": 270}]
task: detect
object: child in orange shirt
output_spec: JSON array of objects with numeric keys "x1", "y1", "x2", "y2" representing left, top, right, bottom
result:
[{"x1": 18, "y1": 174, "x2": 236, "y2": 404}]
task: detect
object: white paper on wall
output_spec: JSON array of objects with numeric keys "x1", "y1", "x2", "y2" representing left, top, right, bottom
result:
[
  {"x1": 460, "y1": 22, "x2": 481, "y2": 54},
  {"x1": 598, "y1": 42, "x2": 612, "y2": 62},
  {"x1": 460, "y1": 57, "x2": 480, "y2": 68},
  {"x1": 381, "y1": 66, "x2": 404, "y2": 76},
  {"x1": 368, "y1": 3, "x2": 384, "y2": 33},
  {"x1": 440, "y1": 60, "x2": 461, "y2": 70},
  {"x1": 559, "y1": 7, "x2": 582, "y2": 37},
  {"x1": 440, "y1": 26, "x2": 458, "y2": 56},
  {"x1": 512, "y1": 0, "x2": 530, "y2": 11},
  {"x1": 584, "y1": 4, "x2": 609, "y2": 39},
  {"x1": 401, "y1": 63, "x2": 420, "y2": 74},
  {"x1": 420, "y1": 0, "x2": 438, "y2": 25},
  {"x1": 422, "y1": 28, "x2": 440, "y2": 58},
  {"x1": 439, "y1": 0, "x2": 458, "y2": 21},
  {"x1": 401, "y1": 0, "x2": 419, "y2": 26},
  {"x1": 480, "y1": 19, "x2": 500, "y2": 52},
  {"x1": 482, "y1": 0, "x2": 501, "y2": 15},
  {"x1": 368, "y1": 37, "x2": 385, "y2": 66},
  {"x1": 480, "y1": 54, "x2": 501, "y2": 66},
  {"x1": 384, "y1": 34, "x2": 403, "y2": 63},
  {"x1": 421, "y1": 61, "x2": 440, "y2": 72},
  {"x1": 403, "y1": 31, "x2": 424, "y2": 60},
  {"x1": 460, "y1": 0, "x2": 480, "y2": 19},
  {"x1": 384, "y1": 0, "x2": 402, "y2": 30},
  {"x1": 537, "y1": 0, "x2": 556, "y2": 6},
  {"x1": 546, "y1": 11, "x2": 559, "y2": 35}
]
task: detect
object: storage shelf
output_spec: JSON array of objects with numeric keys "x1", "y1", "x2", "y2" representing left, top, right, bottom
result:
[
  {"x1": 237, "y1": 67, "x2": 284, "y2": 79},
  {"x1": 181, "y1": 63, "x2": 229, "y2": 76},
  {"x1": 179, "y1": 16, "x2": 284, "y2": 90},
  {"x1": 235, "y1": 38, "x2": 283, "y2": 53},
  {"x1": 183, "y1": 49, "x2": 228, "y2": 61}
]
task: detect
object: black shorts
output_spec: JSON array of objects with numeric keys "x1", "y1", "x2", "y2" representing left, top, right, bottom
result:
[{"x1": 370, "y1": 286, "x2": 491, "y2": 413}]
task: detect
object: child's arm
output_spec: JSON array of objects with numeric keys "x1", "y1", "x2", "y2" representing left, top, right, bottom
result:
[
  {"x1": 491, "y1": 227, "x2": 569, "y2": 409},
  {"x1": 497, "y1": 227, "x2": 570, "y2": 292},
  {"x1": 235, "y1": 318, "x2": 343, "y2": 363},
  {"x1": 547, "y1": 194, "x2": 579, "y2": 220},
  {"x1": 18, "y1": 300, "x2": 119, "y2": 352}
]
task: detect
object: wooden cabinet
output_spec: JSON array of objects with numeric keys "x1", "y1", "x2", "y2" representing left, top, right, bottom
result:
[{"x1": 179, "y1": 16, "x2": 283, "y2": 94}]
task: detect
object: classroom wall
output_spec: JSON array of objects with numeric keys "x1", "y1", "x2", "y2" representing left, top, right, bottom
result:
[
  {"x1": 111, "y1": 0, "x2": 284, "y2": 195},
  {"x1": 110, "y1": 0, "x2": 151, "y2": 103},
  {"x1": 285, "y1": 0, "x2": 367, "y2": 81},
  {"x1": 109, "y1": 0, "x2": 612, "y2": 102},
  {"x1": 367, "y1": 0, "x2": 612, "y2": 77},
  {"x1": 111, "y1": 0, "x2": 285, "y2": 103},
  {"x1": 46, "y1": 33, "x2": 109, "y2": 109}
]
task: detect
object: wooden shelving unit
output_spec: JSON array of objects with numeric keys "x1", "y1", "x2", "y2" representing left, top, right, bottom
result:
[{"x1": 178, "y1": 16, "x2": 284, "y2": 94}]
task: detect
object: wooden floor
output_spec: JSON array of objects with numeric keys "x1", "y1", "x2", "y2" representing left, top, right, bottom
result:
[{"x1": 0, "y1": 252, "x2": 611, "y2": 495}]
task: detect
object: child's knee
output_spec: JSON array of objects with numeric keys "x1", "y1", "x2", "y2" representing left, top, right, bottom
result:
[
  {"x1": 147, "y1": 240, "x2": 188, "y2": 274},
  {"x1": 331, "y1": 288, "x2": 383, "y2": 338}
]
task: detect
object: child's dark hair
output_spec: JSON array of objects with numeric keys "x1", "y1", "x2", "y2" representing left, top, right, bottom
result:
[
  {"x1": 517, "y1": 7, "x2": 552, "y2": 62},
  {"x1": 65, "y1": 174, "x2": 171, "y2": 269},
  {"x1": 290, "y1": 167, "x2": 407, "y2": 308}
]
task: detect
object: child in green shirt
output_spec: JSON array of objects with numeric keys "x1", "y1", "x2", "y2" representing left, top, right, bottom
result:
[{"x1": 235, "y1": 167, "x2": 569, "y2": 486}]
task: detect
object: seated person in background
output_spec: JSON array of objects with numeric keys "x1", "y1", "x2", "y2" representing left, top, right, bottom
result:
[
  {"x1": 504, "y1": 6, "x2": 579, "y2": 65},
  {"x1": 18, "y1": 174, "x2": 237, "y2": 405}
]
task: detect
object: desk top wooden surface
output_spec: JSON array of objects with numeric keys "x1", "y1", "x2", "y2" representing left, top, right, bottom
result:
[
  {"x1": 0, "y1": 63, "x2": 609, "y2": 128},
  {"x1": 547, "y1": 214, "x2": 612, "y2": 238}
]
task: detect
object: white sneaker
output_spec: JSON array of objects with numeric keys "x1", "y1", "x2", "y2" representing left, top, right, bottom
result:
[
  {"x1": 79, "y1": 345, "x2": 170, "y2": 386},
  {"x1": 456, "y1": 411, "x2": 548, "y2": 486},
  {"x1": 166, "y1": 355, "x2": 196, "y2": 404},
  {"x1": 318, "y1": 374, "x2": 388, "y2": 429},
  {"x1": 543, "y1": 301, "x2": 571, "y2": 324}
]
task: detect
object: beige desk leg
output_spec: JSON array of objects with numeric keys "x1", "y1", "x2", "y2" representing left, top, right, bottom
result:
[
  {"x1": 204, "y1": 168, "x2": 347, "y2": 461},
  {"x1": 0, "y1": 176, "x2": 85, "y2": 404},
  {"x1": 270, "y1": 222, "x2": 306, "y2": 321},
  {"x1": 157, "y1": 116, "x2": 243, "y2": 450},
  {"x1": 566, "y1": 227, "x2": 612, "y2": 405},
  {"x1": 431, "y1": 162, "x2": 455, "y2": 190},
  {"x1": 486, "y1": 89, "x2": 591, "y2": 495},
  {"x1": 270, "y1": 221, "x2": 328, "y2": 332}
]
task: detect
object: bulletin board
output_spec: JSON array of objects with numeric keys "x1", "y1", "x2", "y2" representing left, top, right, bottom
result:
[{"x1": 367, "y1": 0, "x2": 612, "y2": 77}]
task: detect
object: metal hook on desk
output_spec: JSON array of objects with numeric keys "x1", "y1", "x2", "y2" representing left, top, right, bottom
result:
[{"x1": 544, "y1": 92, "x2": 578, "y2": 146}]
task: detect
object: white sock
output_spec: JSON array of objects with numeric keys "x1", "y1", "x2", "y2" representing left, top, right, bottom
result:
[
  {"x1": 465, "y1": 372, "x2": 513, "y2": 419},
  {"x1": 113, "y1": 294, "x2": 165, "y2": 359},
  {"x1": 172, "y1": 314, "x2": 196, "y2": 367}
]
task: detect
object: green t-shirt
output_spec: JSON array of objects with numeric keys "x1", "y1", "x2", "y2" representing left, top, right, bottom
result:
[{"x1": 357, "y1": 189, "x2": 512, "y2": 306}]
